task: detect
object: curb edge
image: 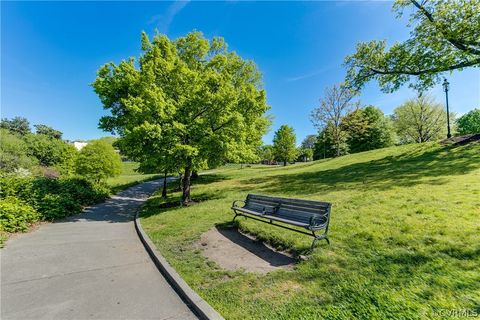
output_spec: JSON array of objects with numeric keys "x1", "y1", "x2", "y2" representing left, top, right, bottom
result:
[{"x1": 134, "y1": 211, "x2": 225, "y2": 320}]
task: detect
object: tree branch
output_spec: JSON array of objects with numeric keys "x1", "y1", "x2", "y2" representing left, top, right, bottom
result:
[{"x1": 370, "y1": 57, "x2": 480, "y2": 76}]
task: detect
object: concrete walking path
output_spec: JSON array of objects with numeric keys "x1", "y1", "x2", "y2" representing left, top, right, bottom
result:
[{"x1": 1, "y1": 179, "x2": 197, "y2": 320}]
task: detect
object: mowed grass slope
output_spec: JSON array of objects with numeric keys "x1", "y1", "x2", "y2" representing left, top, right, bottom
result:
[
  {"x1": 107, "y1": 162, "x2": 161, "y2": 192},
  {"x1": 140, "y1": 142, "x2": 480, "y2": 319}
]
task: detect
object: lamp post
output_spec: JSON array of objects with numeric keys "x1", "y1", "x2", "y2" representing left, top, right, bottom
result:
[{"x1": 442, "y1": 78, "x2": 452, "y2": 139}]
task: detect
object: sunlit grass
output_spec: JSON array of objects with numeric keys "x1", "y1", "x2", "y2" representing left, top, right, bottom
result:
[
  {"x1": 140, "y1": 142, "x2": 480, "y2": 319},
  {"x1": 106, "y1": 162, "x2": 161, "y2": 193}
]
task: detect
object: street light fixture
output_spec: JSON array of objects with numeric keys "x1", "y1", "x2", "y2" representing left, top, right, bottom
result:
[{"x1": 442, "y1": 78, "x2": 452, "y2": 139}]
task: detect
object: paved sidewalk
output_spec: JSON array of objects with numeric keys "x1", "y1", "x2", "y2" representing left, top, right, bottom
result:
[{"x1": 1, "y1": 179, "x2": 197, "y2": 320}]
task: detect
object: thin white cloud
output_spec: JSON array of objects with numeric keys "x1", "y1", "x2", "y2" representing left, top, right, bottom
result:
[
  {"x1": 149, "y1": 1, "x2": 190, "y2": 33},
  {"x1": 285, "y1": 66, "x2": 336, "y2": 82}
]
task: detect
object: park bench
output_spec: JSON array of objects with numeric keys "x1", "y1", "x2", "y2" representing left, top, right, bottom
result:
[{"x1": 231, "y1": 194, "x2": 331, "y2": 250}]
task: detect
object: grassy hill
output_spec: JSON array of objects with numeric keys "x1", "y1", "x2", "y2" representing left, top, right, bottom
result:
[
  {"x1": 106, "y1": 162, "x2": 161, "y2": 193},
  {"x1": 140, "y1": 141, "x2": 480, "y2": 319}
]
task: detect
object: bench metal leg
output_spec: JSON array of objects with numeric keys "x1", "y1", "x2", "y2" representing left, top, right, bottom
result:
[{"x1": 310, "y1": 231, "x2": 330, "y2": 251}]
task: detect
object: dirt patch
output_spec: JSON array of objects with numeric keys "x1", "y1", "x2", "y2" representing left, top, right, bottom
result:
[{"x1": 196, "y1": 227, "x2": 296, "y2": 274}]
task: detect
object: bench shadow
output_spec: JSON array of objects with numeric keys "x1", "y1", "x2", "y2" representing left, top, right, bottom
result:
[{"x1": 214, "y1": 223, "x2": 296, "y2": 268}]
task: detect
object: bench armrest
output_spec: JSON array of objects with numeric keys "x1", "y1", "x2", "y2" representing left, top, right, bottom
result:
[
  {"x1": 309, "y1": 214, "x2": 327, "y2": 227},
  {"x1": 232, "y1": 199, "x2": 246, "y2": 208}
]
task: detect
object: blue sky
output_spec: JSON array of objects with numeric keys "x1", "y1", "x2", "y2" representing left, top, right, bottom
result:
[{"x1": 2, "y1": 1, "x2": 479, "y2": 143}]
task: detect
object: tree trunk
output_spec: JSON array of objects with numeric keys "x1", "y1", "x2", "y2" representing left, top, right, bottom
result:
[
  {"x1": 181, "y1": 166, "x2": 192, "y2": 205},
  {"x1": 283, "y1": 160, "x2": 287, "y2": 166},
  {"x1": 161, "y1": 171, "x2": 167, "y2": 198}
]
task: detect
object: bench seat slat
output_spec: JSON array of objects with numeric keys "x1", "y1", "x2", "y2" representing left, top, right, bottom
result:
[{"x1": 232, "y1": 207, "x2": 310, "y2": 228}]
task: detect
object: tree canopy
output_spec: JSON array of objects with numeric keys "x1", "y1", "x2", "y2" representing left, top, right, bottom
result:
[
  {"x1": 93, "y1": 31, "x2": 270, "y2": 204},
  {"x1": 342, "y1": 106, "x2": 396, "y2": 153},
  {"x1": 456, "y1": 108, "x2": 480, "y2": 135},
  {"x1": 273, "y1": 125, "x2": 297, "y2": 166},
  {"x1": 75, "y1": 140, "x2": 122, "y2": 183},
  {"x1": 392, "y1": 95, "x2": 450, "y2": 143},
  {"x1": 34, "y1": 124, "x2": 63, "y2": 140},
  {"x1": 0, "y1": 117, "x2": 31, "y2": 136},
  {"x1": 344, "y1": 0, "x2": 480, "y2": 92}
]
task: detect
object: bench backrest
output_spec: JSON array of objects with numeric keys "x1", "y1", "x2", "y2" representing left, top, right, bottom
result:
[{"x1": 245, "y1": 194, "x2": 331, "y2": 227}]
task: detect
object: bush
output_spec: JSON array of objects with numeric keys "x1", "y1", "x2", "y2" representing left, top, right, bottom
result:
[
  {"x1": 76, "y1": 140, "x2": 122, "y2": 182},
  {"x1": 0, "y1": 175, "x2": 109, "y2": 222},
  {"x1": 0, "y1": 197, "x2": 39, "y2": 232}
]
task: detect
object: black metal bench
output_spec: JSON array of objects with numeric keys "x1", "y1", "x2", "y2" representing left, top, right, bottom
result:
[{"x1": 231, "y1": 194, "x2": 331, "y2": 250}]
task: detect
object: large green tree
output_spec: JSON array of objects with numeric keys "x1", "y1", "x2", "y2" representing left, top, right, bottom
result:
[
  {"x1": 456, "y1": 108, "x2": 480, "y2": 135},
  {"x1": 273, "y1": 125, "x2": 297, "y2": 166},
  {"x1": 342, "y1": 106, "x2": 396, "y2": 153},
  {"x1": 392, "y1": 95, "x2": 451, "y2": 143},
  {"x1": 93, "y1": 31, "x2": 270, "y2": 204},
  {"x1": 344, "y1": 0, "x2": 480, "y2": 92}
]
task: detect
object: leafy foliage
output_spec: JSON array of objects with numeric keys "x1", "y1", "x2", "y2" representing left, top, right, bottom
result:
[
  {"x1": 0, "y1": 175, "x2": 109, "y2": 222},
  {"x1": 344, "y1": 0, "x2": 480, "y2": 92},
  {"x1": 0, "y1": 196, "x2": 39, "y2": 232},
  {"x1": 34, "y1": 124, "x2": 62, "y2": 139},
  {"x1": 273, "y1": 125, "x2": 297, "y2": 166},
  {"x1": 300, "y1": 134, "x2": 317, "y2": 150},
  {"x1": 25, "y1": 134, "x2": 78, "y2": 173},
  {"x1": 75, "y1": 140, "x2": 122, "y2": 183},
  {"x1": 93, "y1": 31, "x2": 270, "y2": 203},
  {"x1": 0, "y1": 117, "x2": 31, "y2": 136},
  {"x1": 0, "y1": 129, "x2": 38, "y2": 172},
  {"x1": 257, "y1": 145, "x2": 275, "y2": 163},
  {"x1": 313, "y1": 123, "x2": 348, "y2": 159},
  {"x1": 392, "y1": 95, "x2": 450, "y2": 143},
  {"x1": 343, "y1": 106, "x2": 396, "y2": 153},
  {"x1": 456, "y1": 108, "x2": 480, "y2": 135}
]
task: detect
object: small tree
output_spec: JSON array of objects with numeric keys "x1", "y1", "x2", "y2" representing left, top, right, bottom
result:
[
  {"x1": 456, "y1": 109, "x2": 480, "y2": 135},
  {"x1": 311, "y1": 84, "x2": 358, "y2": 157},
  {"x1": 342, "y1": 105, "x2": 396, "y2": 153},
  {"x1": 75, "y1": 140, "x2": 122, "y2": 183},
  {"x1": 273, "y1": 125, "x2": 297, "y2": 166},
  {"x1": 0, "y1": 117, "x2": 31, "y2": 136},
  {"x1": 34, "y1": 124, "x2": 62, "y2": 140},
  {"x1": 392, "y1": 95, "x2": 450, "y2": 143}
]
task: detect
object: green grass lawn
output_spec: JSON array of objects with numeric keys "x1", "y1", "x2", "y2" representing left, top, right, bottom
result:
[
  {"x1": 140, "y1": 142, "x2": 480, "y2": 319},
  {"x1": 107, "y1": 162, "x2": 162, "y2": 193}
]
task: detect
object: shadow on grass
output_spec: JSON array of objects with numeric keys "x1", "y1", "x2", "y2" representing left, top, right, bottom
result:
[{"x1": 243, "y1": 144, "x2": 480, "y2": 196}]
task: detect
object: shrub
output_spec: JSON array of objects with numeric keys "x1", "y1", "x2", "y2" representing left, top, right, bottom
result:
[
  {"x1": 76, "y1": 140, "x2": 122, "y2": 182},
  {"x1": 0, "y1": 175, "x2": 109, "y2": 222},
  {"x1": 0, "y1": 197, "x2": 39, "y2": 232}
]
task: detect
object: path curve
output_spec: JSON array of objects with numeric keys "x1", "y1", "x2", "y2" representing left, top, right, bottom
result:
[{"x1": 1, "y1": 179, "x2": 197, "y2": 320}]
